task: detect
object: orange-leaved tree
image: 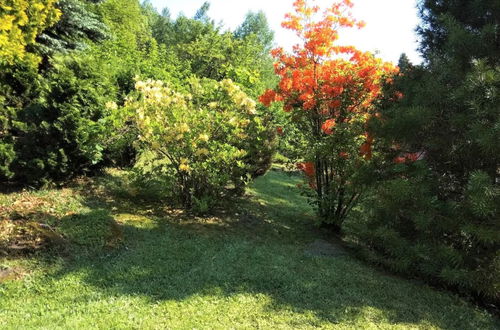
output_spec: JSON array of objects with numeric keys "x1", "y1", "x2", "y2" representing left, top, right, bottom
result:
[{"x1": 260, "y1": 0, "x2": 398, "y2": 232}]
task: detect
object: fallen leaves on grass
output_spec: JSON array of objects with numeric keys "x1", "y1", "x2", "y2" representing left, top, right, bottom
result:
[{"x1": 0, "y1": 220, "x2": 65, "y2": 255}]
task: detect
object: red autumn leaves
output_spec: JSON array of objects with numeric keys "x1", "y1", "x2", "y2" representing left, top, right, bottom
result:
[
  {"x1": 394, "y1": 151, "x2": 425, "y2": 164},
  {"x1": 259, "y1": 0, "x2": 398, "y2": 110}
]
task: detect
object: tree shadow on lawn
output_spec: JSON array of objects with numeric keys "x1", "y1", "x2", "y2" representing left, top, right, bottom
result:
[{"x1": 45, "y1": 170, "x2": 496, "y2": 329}]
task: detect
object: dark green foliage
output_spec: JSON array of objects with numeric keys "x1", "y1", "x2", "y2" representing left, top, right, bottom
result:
[
  {"x1": 9, "y1": 55, "x2": 116, "y2": 184},
  {"x1": 0, "y1": 62, "x2": 43, "y2": 181},
  {"x1": 0, "y1": 72, "x2": 25, "y2": 180},
  {"x1": 0, "y1": 106, "x2": 15, "y2": 180},
  {"x1": 350, "y1": 163, "x2": 499, "y2": 303},
  {"x1": 0, "y1": 0, "x2": 115, "y2": 183},
  {"x1": 350, "y1": 1, "x2": 500, "y2": 304},
  {"x1": 418, "y1": 0, "x2": 500, "y2": 66},
  {"x1": 413, "y1": 0, "x2": 499, "y2": 188}
]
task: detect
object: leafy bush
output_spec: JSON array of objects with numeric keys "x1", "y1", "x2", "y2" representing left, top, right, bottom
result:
[
  {"x1": 259, "y1": 0, "x2": 398, "y2": 232},
  {"x1": 5, "y1": 55, "x2": 116, "y2": 185},
  {"x1": 118, "y1": 77, "x2": 272, "y2": 211}
]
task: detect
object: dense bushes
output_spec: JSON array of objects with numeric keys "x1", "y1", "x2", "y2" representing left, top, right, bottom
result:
[
  {"x1": 0, "y1": 0, "x2": 277, "y2": 187},
  {"x1": 118, "y1": 77, "x2": 272, "y2": 212},
  {"x1": 0, "y1": 0, "x2": 116, "y2": 184},
  {"x1": 348, "y1": 164, "x2": 499, "y2": 303},
  {"x1": 10, "y1": 55, "x2": 115, "y2": 184}
]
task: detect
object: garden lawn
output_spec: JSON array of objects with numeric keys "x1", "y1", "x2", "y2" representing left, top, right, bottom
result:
[{"x1": 0, "y1": 169, "x2": 498, "y2": 329}]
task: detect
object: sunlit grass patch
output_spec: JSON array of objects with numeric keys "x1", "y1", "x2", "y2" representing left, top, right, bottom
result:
[{"x1": 0, "y1": 169, "x2": 497, "y2": 329}]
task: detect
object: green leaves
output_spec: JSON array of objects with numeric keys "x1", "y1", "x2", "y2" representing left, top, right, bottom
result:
[{"x1": 123, "y1": 77, "x2": 271, "y2": 211}]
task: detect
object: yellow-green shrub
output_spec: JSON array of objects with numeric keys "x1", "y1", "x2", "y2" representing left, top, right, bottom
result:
[
  {"x1": 0, "y1": 0, "x2": 61, "y2": 66},
  {"x1": 117, "y1": 77, "x2": 271, "y2": 212}
]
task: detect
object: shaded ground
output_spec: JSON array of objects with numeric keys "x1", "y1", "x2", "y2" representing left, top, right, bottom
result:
[
  {"x1": 305, "y1": 239, "x2": 348, "y2": 258},
  {"x1": 0, "y1": 169, "x2": 498, "y2": 329}
]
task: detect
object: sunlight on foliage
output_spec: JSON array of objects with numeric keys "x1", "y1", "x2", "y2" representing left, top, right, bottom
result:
[
  {"x1": 260, "y1": 0, "x2": 398, "y2": 230},
  {"x1": 116, "y1": 77, "x2": 268, "y2": 211},
  {"x1": 0, "y1": 0, "x2": 61, "y2": 66}
]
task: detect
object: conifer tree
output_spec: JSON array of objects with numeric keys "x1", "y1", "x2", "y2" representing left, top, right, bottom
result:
[
  {"x1": 356, "y1": 0, "x2": 500, "y2": 304},
  {"x1": 35, "y1": 0, "x2": 109, "y2": 58}
]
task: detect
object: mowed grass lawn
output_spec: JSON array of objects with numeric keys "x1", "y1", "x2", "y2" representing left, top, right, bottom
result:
[{"x1": 0, "y1": 169, "x2": 497, "y2": 329}]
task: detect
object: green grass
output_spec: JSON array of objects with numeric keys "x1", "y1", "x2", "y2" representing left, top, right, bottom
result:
[{"x1": 0, "y1": 169, "x2": 498, "y2": 329}]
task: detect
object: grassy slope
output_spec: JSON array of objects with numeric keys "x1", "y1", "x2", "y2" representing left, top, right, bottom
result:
[{"x1": 0, "y1": 169, "x2": 498, "y2": 329}]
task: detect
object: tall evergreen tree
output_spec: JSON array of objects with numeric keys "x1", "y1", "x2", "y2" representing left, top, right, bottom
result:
[
  {"x1": 415, "y1": 0, "x2": 499, "y2": 190},
  {"x1": 418, "y1": 0, "x2": 500, "y2": 67},
  {"x1": 352, "y1": 0, "x2": 500, "y2": 304}
]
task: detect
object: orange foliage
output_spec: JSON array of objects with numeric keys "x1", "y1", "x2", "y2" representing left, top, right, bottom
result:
[
  {"x1": 297, "y1": 161, "x2": 315, "y2": 177},
  {"x1": 321, "y1": 118, "x2": 336, "y2": 134},
  {"x1": 261, "y1": 0, "x2": 400, "y2": 202},
  {"x1": 393, "y1": 156, "x2": 406, "y2": 164},
  {"x1": 339, "y1": 151, "x2": 349, "y2": 159},
  {"x1": 394, "y1": 151, "x2": 425, "y2": 164},
  {"x1": 297, "y1": 161, "x2": 316, "y2": 189},
  {"x1": 359, "y1": 142, "x2": 372, "y2": 160},
  {"x1": 260, "y1": 0, "x2": 398, "y2": 159}
]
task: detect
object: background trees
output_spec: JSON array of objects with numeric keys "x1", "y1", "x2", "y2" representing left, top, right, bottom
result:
[{"x1": 0, "y1": 0, "x2": 277, "y2": 187}]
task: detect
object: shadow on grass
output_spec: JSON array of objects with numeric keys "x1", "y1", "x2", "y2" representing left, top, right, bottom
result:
[{"x1": 23, "y1": 170, "x2": 497, "y2": 328}]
